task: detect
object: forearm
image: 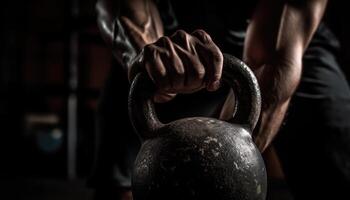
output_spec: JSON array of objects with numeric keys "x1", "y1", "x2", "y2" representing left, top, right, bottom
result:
[
  {"x1": 244, "y1": 0, "x2": 328, "y2": 151},
  {"x1": 96, "y1": 0, "x2": 163, "y2": 70}
]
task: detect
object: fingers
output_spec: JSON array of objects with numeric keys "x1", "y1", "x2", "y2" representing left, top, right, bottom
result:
[
  {"x1": 141, "y1": 29, "x2": 223, "y2": 103},
  {"x1": 191, "y1": 29, "x2": 223, "y2": 91},
  {"x1": 170, "y1": 30, "x2": 208, "y2": 92},
  {"x1": 171, "y1": 30, "x2": 192, "y2": 52},
  {"x1": 155, "y1": 37, "x2": 186, "y2": 92},
  {"x1": 143, "y1": 39, "x2": 180, "y2": 103},
  {"x1": 143, "y1": 39, "x2": 184, "y2": 102},
  {"x1": 143, "y1": 44, "x2": 169, "y2": 90},
  {"x1": 191, "y1": 29, "x2": 212, "y2": 44},
  {"x1": 171, "y1": 43, "x2": 205, "y2": 93}
]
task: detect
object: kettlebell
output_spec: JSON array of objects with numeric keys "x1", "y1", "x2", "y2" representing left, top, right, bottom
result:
[{"x1": 128, "y1": 54, "x2": 267, "y2": 200}]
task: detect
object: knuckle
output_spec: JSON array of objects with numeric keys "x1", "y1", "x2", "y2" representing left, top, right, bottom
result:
[
  {"x1": 173, "y1": 29, "x2": 190, "y2": 41},
  {"x1": 174, "y1": 29, "x2": 187, "y2": 37},
  {"x1": 193, "y1": 29, "x2": 208, "y2": 36},
  {"x1": 192, "y1": 29, "x2": 211, "y2": 43},
  {"x1": 158, "y1": 36, "x2": 169, "y2": 43},
  {"x1": 161, "y1": 36, "x2": 174, "y2": 53},
  {"x1": 155, "y1": 37, "x2": 166, "y2": 47},
  {"x1": 162, "y1": 36, "x2": 171, "y2": 43}
]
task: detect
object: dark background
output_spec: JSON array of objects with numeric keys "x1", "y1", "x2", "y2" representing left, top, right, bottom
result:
[{"x1": 0, "y1": 0, "x2": 348, "y2": 199}]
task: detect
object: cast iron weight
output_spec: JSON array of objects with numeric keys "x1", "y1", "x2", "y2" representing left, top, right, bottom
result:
[{"x1": 129, "y1": 54, "x2": 267, "y2": 200}]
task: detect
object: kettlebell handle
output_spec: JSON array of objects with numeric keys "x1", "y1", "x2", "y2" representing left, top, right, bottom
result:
[{"x1": 128, "y1": 54, "x2": 261, "y2": 138}]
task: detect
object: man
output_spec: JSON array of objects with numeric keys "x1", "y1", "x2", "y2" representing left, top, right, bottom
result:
[{"x1": 89, "y1": 0, "x2": 350, "y2": 199}]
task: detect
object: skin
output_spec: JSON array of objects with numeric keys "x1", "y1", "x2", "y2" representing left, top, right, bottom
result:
[
  {"x1": 96, "y1": 0, "x2": 328, "y2": 199},
  {"x1": 97, "y1": 0, "x2": 223, "y2": 103},
  {"x1": 244, "y1": 0, "x2": 328, "y2": 151}
]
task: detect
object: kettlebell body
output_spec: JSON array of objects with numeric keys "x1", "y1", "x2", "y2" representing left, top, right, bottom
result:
[{"x1": 129, "y1": 54, "x2": 267, "y2": 200}]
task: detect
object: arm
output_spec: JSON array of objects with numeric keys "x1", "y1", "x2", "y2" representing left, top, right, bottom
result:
[
  {"x1": 96, "y1": 0, "x2": 164, "y2": 71},
  {"x1": 244, "y1": 0, "x2": 328, "y2": 152},
  {"x1": 94, "y1": 2, "x2": 164, "y2": 199},
  {"x1": 97, "y1": 0, "x2": 223, "y2": 103}
]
